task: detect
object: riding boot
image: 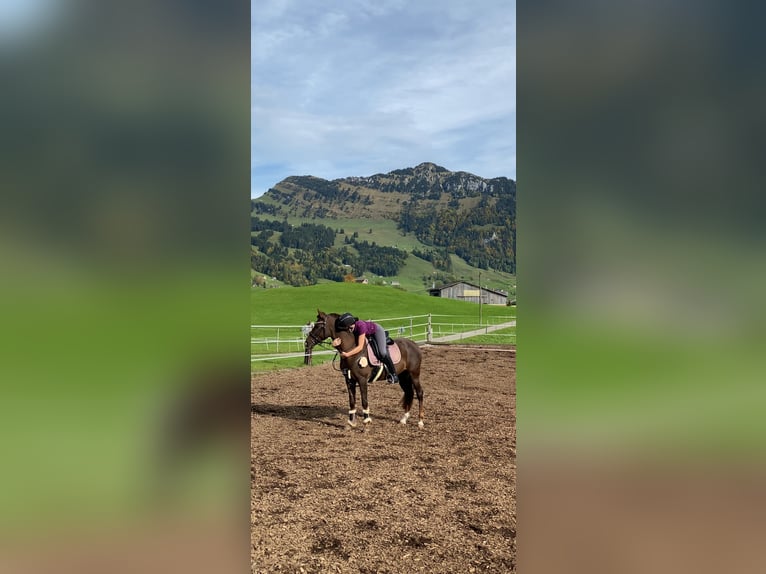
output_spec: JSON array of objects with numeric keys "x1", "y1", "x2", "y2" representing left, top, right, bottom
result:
[{"x1": 382, "y1": 355, "x2": 399, "y2": 384}]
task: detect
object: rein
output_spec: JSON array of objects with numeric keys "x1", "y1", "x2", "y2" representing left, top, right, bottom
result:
[
  {"x1": 307, "y1": 333, "x2": 332, "y2": 348},
  {"x1": 305, "y1": 320, "x2": 331, "y2": 348},
  {"x1": 305, "y1": 315, "x2": 348, "y2": 372}
]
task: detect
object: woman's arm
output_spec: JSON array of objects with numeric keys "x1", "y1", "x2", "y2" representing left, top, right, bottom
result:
[{"x1": 342, "y1": 333, "x2": 366, "y2": 358}]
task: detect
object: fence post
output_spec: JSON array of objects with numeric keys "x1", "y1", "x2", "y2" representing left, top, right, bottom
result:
[
  {"x1": 276, "y1": 327, "x2": 279, "y2": 353},
  {"x1": 427, "y1": 313, "x2": 432, "y2": 342}
]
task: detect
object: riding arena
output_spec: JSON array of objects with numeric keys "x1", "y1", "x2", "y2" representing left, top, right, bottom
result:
[{"x1": 251, "y1": 337, "x2": 516, "y2": 573}]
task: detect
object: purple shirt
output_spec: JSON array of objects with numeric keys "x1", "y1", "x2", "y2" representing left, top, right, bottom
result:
[{"x1": 353, "y1": 320, "x2": 377, "y2": 336}]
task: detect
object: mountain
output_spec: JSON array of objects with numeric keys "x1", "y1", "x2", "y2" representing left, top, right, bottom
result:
[{"x1": 251, "y1": 163, "x2": 516, "y2": 289}]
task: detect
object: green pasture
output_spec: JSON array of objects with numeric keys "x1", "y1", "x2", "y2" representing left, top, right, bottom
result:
[
  {"x1": 251, "y1": 282, "x2": 515, "y2": 371},
  {"x1": 251, "y1": 282, "x2": 515, "y2": 325},
  {"x1": 458, "y1": 326, "x2": 517, "y2": 345},
  {"x1": 448, "y1": 254, "x2": 516, "y2": 295},
  {"x1": 395, "y1": 252, "x2": 438, "y2": 291},
  {"x1": 329, "y1": 217, "x2": 426, "y2": 252},
  {"x1": 254, "y1": 214, "x2": 424, "y2": 251}
]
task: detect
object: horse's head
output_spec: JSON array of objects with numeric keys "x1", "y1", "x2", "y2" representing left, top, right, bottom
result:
[{"x1": 304, "y1": 309, "x2": 340, "y2": 351}]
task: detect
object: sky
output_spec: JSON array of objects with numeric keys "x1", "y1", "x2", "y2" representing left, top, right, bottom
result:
[{"x1": 251, "y1": 0, "x2": 516, "y2": 198}]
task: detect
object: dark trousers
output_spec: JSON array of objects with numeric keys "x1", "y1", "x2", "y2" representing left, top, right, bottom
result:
[
  {"x1": 369, "y1": 324, "x2": 389, "y2": 360},
  {"x1": 369, "y1": 324, "x2": 396, "y2": 379}
]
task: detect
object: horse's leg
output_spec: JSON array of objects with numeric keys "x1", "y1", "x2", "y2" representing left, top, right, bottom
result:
[
  {"x1": 346, "y1": 375, "x2": 357, "y2": 427},
  {"x1": 398, "y1": 370, "x2": 413, "y2": 425},
  {"x1": 412, "y1": 371, "x2": 425, "y2": 428},
  {"x1": 403, "y1": 343, "x2": 425, "y2": 428},
  {"x1": 360, "y1": 378, "x2": 372, "y2": 425}
]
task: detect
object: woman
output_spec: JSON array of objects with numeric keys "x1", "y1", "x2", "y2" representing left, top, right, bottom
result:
[{"x1": 334, "y1": 313, "x2": 399, "y2": 384}]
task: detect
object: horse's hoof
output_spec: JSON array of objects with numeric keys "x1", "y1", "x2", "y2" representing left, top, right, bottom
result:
[
  {"x1": 347, "y1": 420, "x2": 357, "y2": 428},
  {"x1": 399, "y1": 418, "x2": 408, "y2": 425},
  {"x1": 418, "y1": 420, "x2": 425, "y2": 429},
  {"x1": 363, "y1": 417, "x2": 372, "y2": 425}
]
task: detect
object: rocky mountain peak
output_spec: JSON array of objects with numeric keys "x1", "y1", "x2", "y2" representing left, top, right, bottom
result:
[{"x1": 411, "y1": 162, "x2": 448, "y2": 174}]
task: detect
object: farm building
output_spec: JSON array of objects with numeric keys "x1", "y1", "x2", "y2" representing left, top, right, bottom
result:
[{"x1": 428, "y1": 281, "x2": 508, "y2": 305}]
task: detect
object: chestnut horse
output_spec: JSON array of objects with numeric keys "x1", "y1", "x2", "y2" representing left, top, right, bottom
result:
[{"x1": 304, "y1": 310, "x2": 425, "y2": 428}]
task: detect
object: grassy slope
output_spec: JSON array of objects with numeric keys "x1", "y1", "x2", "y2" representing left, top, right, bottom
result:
[
  {"x1": 251, "y1": 213, "x2": 516, "y2": 293},
  {"x1": 251, "y1": 282, "x2": 515, "y2": 325}
]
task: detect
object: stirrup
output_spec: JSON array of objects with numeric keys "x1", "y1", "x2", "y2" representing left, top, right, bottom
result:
[{"x1": 370, "y1": 365, "x2": 385, "y2": 383}]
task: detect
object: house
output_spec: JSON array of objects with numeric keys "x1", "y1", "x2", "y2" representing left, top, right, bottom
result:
[
  {"x1": 428, "y1": 281, "x2": 508, "y2": 305},
  {"x1": 354, "y1": 277, "x2": 369, "y2": 284}
]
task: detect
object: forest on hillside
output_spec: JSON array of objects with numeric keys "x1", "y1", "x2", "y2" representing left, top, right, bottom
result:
[
  {"x1": 251, "y1": 218, "x2": 409, "y2": 287},
  {"x1": 250, "y1": 164, "x2": 516, "y2": 285},
  {"x1": 398, "y1": 187, "x2": 516, "y2": 273},
  {"x1": 251, "y1": 211, "x2": 514, "y2": 287}
]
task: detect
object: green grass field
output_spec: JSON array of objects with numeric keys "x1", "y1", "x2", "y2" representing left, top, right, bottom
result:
[
  {"x1": 457, "y1": 326, "x2": 517, "y2": 345},
  {"x1": 251, "y1": 282, "x2": 515, "y2": 371},
  {"x1": 251, "y1": 282, "x2": 515, "y2": 324}
]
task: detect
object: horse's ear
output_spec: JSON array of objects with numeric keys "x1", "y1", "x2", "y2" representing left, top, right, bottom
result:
[{"x1": 317, "y1": 309, "x2": 325, "y2": 318}]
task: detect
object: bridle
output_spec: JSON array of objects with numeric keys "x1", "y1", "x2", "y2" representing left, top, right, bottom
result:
[
  {"x1": 305, "y1": 317, "x2": 348, "y2": 373},
  {"x1": 305, "y1": 319, "x2": 331, "y2": 349}
]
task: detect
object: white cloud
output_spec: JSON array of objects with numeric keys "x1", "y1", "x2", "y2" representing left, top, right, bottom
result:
[{"x1": 251, "y1": 0, "x2": 516, "y2": 196}]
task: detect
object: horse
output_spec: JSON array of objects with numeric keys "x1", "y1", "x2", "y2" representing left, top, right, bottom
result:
[{"x1": 304, "y1": 309, "x2": 425, "y2": 429}]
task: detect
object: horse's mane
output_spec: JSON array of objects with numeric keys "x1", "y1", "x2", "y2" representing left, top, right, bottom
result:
[{"x1": 317, "y1": 310, "x2": 338, "y2": 329}]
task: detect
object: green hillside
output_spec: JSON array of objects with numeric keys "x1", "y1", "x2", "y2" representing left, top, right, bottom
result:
[
  {"x1": 251, "y1": 162, "x2": 515, "y2": 291},
  {"x1": 251, "y1": 216, "x2": 515, "y2": 294},
  {"x1": 251, "y1": 282, "x2": 514, "y2": 325}
]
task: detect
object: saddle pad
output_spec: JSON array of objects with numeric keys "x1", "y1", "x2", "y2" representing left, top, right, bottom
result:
[{"x1": 366, "y1": 342, "x2": 402, "y2": 366}]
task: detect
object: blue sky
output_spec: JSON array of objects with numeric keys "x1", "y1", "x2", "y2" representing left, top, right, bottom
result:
[{"x1": 251, "y1": 0, "x2": 515, "y2": 198}]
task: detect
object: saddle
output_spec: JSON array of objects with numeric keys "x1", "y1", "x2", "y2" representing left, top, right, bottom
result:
[{"x1": 366, "y1": 337, "x2": 401, "y2": 367}]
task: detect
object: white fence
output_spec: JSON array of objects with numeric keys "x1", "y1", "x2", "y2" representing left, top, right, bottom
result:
[{"x1": 251, "y1": 313, "x2": 515, "y2": 364}]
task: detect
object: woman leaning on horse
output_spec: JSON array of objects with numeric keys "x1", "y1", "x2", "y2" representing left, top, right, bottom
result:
[{"x1": 334, "y1": 312, "x2": 399, "y2": 384}]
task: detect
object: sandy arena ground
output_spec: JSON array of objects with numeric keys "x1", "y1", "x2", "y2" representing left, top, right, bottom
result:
[{"x1": 251, "y1": 344, "x2": 516, "y2": 573}]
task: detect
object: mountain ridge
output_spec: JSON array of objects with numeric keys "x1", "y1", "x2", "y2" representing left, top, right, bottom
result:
[{"x1": 251, "y1": 163, "x2": 516, "y2": 289}]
